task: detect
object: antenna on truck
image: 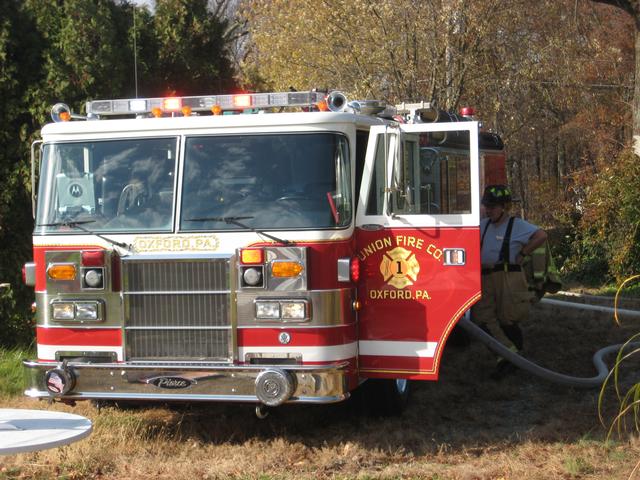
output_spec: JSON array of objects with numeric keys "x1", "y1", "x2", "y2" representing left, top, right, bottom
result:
[{"x1": 132, "y1": 5, "x2": 139, "y2": 98}]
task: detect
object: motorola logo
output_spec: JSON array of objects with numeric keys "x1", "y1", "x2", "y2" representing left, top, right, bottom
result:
[{"x1": 69, "y1": 183, "x2": 83, "y2": 198}]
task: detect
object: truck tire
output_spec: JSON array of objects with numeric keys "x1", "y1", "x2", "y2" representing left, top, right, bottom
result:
[{"x1": 364, "y1": 378, "x2": 411, "y2": 416}]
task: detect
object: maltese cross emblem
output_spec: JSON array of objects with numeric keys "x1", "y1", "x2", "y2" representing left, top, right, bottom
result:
[{"x1": 379, "y1": 246, "x2": 421, "y2": 289}]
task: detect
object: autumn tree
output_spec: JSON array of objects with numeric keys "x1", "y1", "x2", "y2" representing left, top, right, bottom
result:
[
  {"x1": 241, "y1": 0, "x2": 508, "y2": 110},
  {"x1": 242, "y1": 0, "x2": 635, "y2": 281},
  {"x1": 590, "y1": 0, "x2": 640, "y2": 144},
  {"x1": 243, "y1": 1, "x2": 632, "y2": 206}
]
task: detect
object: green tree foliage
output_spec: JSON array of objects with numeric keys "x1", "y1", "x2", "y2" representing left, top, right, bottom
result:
[
  {"x1": 0, "y1": 0, "x2": 238, "y2": 347},
  {"x1": 573, "y1": 148, "x2": 640, "y2": 282},
  {"x1": 144, "y1": 0, "x2": 235, "y2": 96},
  {"x1": 0, "y1": 0, "x2": 42, "y2": 346},
  {"x1": 25, "y1": 0, "x2": 133, "y2": 119}
]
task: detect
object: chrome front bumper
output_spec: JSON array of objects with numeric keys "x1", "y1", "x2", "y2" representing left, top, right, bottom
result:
[{"x1": 23, "y1": 360, "x2": 350, "y2": 405}]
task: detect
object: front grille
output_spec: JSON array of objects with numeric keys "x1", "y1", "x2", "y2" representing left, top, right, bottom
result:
[{"x1": 122, "y1": 255, "x2": 232, "y2": 362}]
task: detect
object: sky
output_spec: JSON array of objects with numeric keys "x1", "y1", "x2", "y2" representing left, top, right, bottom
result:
[{"x1": 132, "y1": 0, "x2": 154, "y2": 10}]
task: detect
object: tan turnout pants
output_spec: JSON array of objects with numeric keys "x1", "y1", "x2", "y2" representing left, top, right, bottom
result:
[{"x1": 471, "y1": 269, "x2": 534, "y2": 351}]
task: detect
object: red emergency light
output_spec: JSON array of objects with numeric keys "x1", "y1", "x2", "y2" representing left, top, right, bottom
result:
[{"x1": 460, "y1": 106, "x2": 475, "y2": 117}]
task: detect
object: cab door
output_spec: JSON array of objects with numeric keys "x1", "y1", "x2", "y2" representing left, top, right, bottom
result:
[{"x1": 355, "y1": 122, "x2": 481, "y2": 380}]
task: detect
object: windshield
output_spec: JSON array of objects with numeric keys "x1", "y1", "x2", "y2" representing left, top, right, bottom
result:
[
  {"x1": 180, "y1": 133, "x2": 351, "y2": 230},
  {"x1": 36, "y1": 138, "x2": 177, "y2": 233},
  {"x1": 36, "y1": 133, "x2": 351, "y2": 235}
]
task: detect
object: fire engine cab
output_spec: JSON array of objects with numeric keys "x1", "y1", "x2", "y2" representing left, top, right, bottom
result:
[{"x1": 23, "y1": 90, "x2": 505, "y2": 415}]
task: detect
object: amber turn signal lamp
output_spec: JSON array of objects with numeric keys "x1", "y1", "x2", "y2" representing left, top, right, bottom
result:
[
  {"x1": 271, "y1": 261, "x2": 303, "y2": 278},
  {"x1": 47, "y1": 264, "x2": 77, "y2": 281}
]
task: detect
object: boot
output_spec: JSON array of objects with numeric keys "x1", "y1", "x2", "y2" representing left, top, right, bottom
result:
[
  {"x1": 501, "y1": 324, "x2": 524, "y2": 351},
  {"x1": 490, "y1": 357, "x2": 518, "y2": 380}
]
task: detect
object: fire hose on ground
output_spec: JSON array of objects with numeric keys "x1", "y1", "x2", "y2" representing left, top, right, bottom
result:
[{"x1": 457, "y1": 300, "x2": 640, "y2": 389}]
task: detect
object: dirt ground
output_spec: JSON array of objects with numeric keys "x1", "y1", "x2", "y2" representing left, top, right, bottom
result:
[{"x1": 1, "y1": 300, "x2": 640, "y2": 479}]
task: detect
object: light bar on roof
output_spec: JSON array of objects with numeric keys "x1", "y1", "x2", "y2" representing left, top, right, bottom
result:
[{"x1": 85, "y1": 91, "x2": 329, "y2": 117}]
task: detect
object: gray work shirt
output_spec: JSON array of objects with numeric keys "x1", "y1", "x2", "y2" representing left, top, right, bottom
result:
[{"x1": 480, "y1": 216, "x2": 539, "y2": 265}]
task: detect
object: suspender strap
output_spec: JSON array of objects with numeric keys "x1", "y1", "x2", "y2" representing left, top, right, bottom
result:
[
  {"x1": 499, "y1": 216, "x2": 516, "y2": 268},
  {"x1": 480, "y1": 219, "x2": 490, "y2": 248},
  {"x1": 481, "y1": 216, "x2": 518, "y2": 271}
]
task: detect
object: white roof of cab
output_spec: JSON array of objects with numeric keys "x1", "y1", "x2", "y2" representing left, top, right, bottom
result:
[{"x1": 41, "y1": 111, "x2": 388, "y2": 139}]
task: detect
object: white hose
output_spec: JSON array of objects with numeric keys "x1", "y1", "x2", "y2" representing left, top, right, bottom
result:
[
  {"x1": 457, "y1": 315, "x2": 640, "y2": 388},
  {"x1": 541, "y1": 297, "x2": 640, "y2": 319}
]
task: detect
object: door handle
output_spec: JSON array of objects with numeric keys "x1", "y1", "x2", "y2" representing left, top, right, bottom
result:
[{"x1": 359, "y1": 224, "x2": 384, "y2": 231}]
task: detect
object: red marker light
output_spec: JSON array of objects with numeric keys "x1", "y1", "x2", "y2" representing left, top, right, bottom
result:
[
  {"x1": 460, "y1": 106, "x2": 475, "y2": 117},
  {"x1": 81, "y1": 250, "x2": 105, "y2": 267},
  {"x1": 350, "y1": 257, "x2": 360, "y2": 282}
]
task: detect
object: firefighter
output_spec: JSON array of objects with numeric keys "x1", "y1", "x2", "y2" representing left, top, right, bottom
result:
[{"x1": 472, "y1": 185, "x2": 548, "y2": 379}]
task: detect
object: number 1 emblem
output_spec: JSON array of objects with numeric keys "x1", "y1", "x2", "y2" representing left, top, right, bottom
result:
[{"x1": 379, "y1": 246, "x2": 420, "y2": 289}]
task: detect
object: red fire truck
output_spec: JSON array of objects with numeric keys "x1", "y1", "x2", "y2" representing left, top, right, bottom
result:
[{"x1": 23, "y1": 90, "x2": 505, "y2": 415}]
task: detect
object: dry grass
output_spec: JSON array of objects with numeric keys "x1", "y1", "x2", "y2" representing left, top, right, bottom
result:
[{"x1": 1, "y1": 302, "x2": 640, "y2": 480}]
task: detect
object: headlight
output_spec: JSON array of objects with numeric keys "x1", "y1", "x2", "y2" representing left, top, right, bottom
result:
[
  {"x1": 255, "y1": 299, "x2": 309, "y2": 321},
  {"x1": 281, "y1": 301, "x2": 306, "y2": 320},
  {"x1": 50, "y1": 300, "x2": 103, "y2": 322},
  {"x1": 76, "y1": 302, "x2": 99, "y2": 320},
  {"x1": 256, "y1": 301, "x2": 280, "y2": 319},
  {"x1": 52, "y1": 302, "x2": 75, "y2": 320}
]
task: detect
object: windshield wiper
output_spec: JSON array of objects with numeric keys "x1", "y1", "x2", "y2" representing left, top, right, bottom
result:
[
  {"x1": 38, "y1": 220, "x2": 132, "y2": 251},
  {"x1": 185, "y1": 216, "x2": 293, "y2": 245}
]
